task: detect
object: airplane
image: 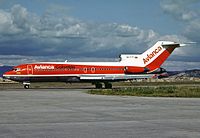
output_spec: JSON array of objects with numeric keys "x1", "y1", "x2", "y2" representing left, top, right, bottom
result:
[{"x1": 3, "y1": 41, "x2": 184, "y2": 89}]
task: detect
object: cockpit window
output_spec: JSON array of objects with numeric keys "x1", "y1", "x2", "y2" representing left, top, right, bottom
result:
[{"x1": 13, "y1": 68, "x2": 21, "y2": 72}]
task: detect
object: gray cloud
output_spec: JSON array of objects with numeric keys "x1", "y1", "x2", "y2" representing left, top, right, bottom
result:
[
  {"x1": 0, "y1": 5, "x2": 160, "y2": 57},
  {"x1": 161, "y1": 0, "x2": 200, "y2": 43},
  {"x1": 160, "y1": 0, "x2": 200, "y2": 61},
  {"x1": 160, "y1": 0, "x2": 199, "y2": 21}
]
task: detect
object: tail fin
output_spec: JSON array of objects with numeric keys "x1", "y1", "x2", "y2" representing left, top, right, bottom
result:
[{"x1": 142, "y1": 41, "x2": 181, "y2": 70}]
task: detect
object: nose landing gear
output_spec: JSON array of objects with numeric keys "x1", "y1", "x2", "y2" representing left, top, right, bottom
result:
[{"x1": 23, "y1": 82, "x2": 30, "y2": 89}]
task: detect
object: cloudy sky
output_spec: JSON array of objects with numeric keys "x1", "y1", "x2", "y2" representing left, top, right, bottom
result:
[{"x1": 0, "y1": 0, "x2": 199, "y2": 70}]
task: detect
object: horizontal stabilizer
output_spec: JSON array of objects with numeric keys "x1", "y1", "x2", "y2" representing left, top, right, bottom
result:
[{"x1": 180, "y1": 42, "x2": 197, "y2": 47}]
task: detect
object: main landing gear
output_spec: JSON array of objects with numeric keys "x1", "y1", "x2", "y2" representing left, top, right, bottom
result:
[
  {"x1": 94, "y1": 82, "x2": 112, "y2": 89},
  {"x1": 104, "y1": 82, "x2": 112, "y2": 89},
  {"x1": 23, "y1": 82, "x2": 30, "y2": 89},
  {"x1": 95, "y1": 83, "x2": 103, "y2": 89}
]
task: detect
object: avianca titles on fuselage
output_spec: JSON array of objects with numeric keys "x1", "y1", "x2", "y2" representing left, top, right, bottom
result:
[{"x1": 3, "y1": 41, "x2": 181, "y2": 89}]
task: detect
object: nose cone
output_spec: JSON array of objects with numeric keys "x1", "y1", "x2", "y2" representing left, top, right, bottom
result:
[{"x1": 3, "y1": 70, "x2": 13, "y2": 79}]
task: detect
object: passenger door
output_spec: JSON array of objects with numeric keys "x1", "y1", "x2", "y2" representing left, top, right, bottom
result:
[{"x1": 27, "y1": 65, "x2": 33, "y2": 75}]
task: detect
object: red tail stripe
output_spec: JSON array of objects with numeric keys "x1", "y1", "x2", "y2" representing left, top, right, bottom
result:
[{"x1": 146, "y1": 46, "x2": 176, "y2": 70}]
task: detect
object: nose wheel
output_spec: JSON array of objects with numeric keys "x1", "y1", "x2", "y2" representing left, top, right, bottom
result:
[
  {"x1": 24, "y1": 84, "x2": 30, "y2": 89},
  {"x1": 23, "y1": 82, "x2": 30, "y2": 89}
]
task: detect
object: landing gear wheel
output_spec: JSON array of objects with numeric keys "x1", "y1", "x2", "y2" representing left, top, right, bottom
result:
[
  {"x1": 95, "y1": 83, "x2": 103, "y2": 89},
  {"x1": 24, "y1": 84, "x2": 30, "y2": 89},
  {"x1": 104, "y1": 82, "x2": 112, "y2": 89}
]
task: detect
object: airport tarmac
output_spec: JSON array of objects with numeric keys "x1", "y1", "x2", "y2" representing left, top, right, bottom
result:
[{"x1": 0, "y1": 89, "x2": 200, "y2": 138}]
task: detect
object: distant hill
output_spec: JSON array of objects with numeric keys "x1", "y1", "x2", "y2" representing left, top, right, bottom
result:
[
  {"x1": 185, "y1": 69, "x2": 200, "y2": 77},
  {"x1": 0, "y1": 66, "x2": 13, "y2": 77},
  {"x1": 168, "y1": 69, "x2": 200, "y2": 78}
]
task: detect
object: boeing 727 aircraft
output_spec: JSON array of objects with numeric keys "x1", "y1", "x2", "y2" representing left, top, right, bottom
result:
[{"x1": 3, "y1": 41, "x2": 183, "y2": 89}]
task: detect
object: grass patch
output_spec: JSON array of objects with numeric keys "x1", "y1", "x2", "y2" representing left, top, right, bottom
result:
[
  {"x1": 88, "y1": 86, "x2": 200, "y2": 97},
  {"x1": 113, "y1": 81, "x2": 200, "y2": 87}
]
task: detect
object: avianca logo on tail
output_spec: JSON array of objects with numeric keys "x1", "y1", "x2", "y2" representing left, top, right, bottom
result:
[{"x1": 143, "y1": 46, "x2": 162, "y2": 64}]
